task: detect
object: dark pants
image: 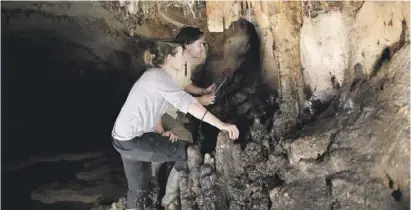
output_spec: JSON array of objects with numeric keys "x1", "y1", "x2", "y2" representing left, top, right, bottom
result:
[{"x1": 112, "y1": 132, "x2": 192, "y2": 209}]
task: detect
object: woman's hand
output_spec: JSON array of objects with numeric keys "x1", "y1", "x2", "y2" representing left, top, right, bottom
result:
[
  {"x1": 220, "y1": 123, "x2": 239, "y2": 140},
  {"x1": 203, "y1": 83, "x2": 216, "y2": 95},
  {"x1": 162, "y1": 131, "x2": 178, "y2": 142},
  {"x1": 198, "y1": 94, "x2": 216, "y2": 106}
]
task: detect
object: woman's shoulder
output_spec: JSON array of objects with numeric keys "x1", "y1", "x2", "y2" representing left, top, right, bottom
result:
[
  {"x1": 139, "y1": 68, "x2": 172, "y2": 85},
  {"x1": 147, "y1": 67, "x2": 173, "y2": 79},
  {"x1": 139, "y1": 68, "x2": 159, "y2": 78},
  {"x1": 144, "y1": 67, "x2": 166, "y2": 76}
]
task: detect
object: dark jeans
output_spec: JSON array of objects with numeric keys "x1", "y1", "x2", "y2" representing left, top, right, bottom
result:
[{"x1": 112, "y1": 132, "x2": 192, "y2": 209}]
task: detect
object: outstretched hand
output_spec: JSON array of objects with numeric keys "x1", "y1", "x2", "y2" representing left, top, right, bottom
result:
[
  {"x1": 198, "y1": 94, "x2": 216, "y2": 106},
  {"x1": 204, "y1": 83, "x2": 216, "y2": 95},
  {"x1": 220, "y1": 123, "x2": 239, "y2": 140},
  {"x1": 162, "y1": 131, "x2": 178, "y2": 142}
]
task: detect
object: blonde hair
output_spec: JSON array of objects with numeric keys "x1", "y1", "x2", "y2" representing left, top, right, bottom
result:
[{"x1": 143, "y1": 40, "x2": 181, "y2": 67}]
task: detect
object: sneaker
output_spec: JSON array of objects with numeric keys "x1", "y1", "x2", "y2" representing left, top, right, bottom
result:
[
  {"x1": 163, "y1": 203, "x2": 181, "y2": 210},
  {"x1": 128, "y1": 192, "x2": 150, "y2": 210}
]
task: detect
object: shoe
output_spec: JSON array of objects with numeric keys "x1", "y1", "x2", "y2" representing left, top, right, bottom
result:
[
  {"x1": 164, "y1": 203, "x2": 181, "y2": 210},
  {"x1": 161, "y1": 167, "x2": 181, "y2": 207},
  {"x1": 127, "y1": 191, "x2": 151, "y2": 210}
]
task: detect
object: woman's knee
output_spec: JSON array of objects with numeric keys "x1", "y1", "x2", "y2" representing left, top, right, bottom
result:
[
  {"x1": 171, "y1": 127, "x2": 193, "y2": 143},
  {"x1": 181, "y1": 130, "x2": 193, "y2": 143},
  {"x1": 174, "y1": 145, "x2": 201, "y2": 172}
]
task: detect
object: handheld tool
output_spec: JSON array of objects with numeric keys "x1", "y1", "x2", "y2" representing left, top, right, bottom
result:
[
  {"x1": 215, "y1": 76, "x2": 228, "y2": 95},
  {"x1": 214, "y1": 68, "x2": 231, "y2": 96}
]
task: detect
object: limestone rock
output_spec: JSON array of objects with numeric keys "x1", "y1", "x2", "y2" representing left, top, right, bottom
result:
[
  {"x1": 283, "y1": 133, "x2": 332, "y2": 164},
  {"x1": 269, "y1": 178, "x2": 330, "y2": 210}
]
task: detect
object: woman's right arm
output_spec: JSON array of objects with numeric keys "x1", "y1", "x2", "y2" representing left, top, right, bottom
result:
[
  {"x1": 155, "y1": 72, "x2": 239, "y2": 139},
  {"x1": 187, "y1": 100, "x2": 239, "y2": 140}
]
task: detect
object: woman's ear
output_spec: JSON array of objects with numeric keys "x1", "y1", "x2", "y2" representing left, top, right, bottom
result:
[
  {"x1": 165, "y1": 54, "x2": 173, "y2": 63},
  {"x1": 183, "y1": 43, "x2": 190, "y2": 50}
]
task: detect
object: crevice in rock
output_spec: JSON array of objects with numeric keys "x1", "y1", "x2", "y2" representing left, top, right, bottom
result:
[
  {"x1": 371, "y1": 47, "x2": 391, "y2": 77},
  {"x1": 299, "y1": 132, "x2": 338, "y2": 164},
  {"x1": 330, "y1": 75, "x2": 340, "y2": 90},
  {"x1": 325, "y1": 176, "x2": 333, "y2": 198},
  {"x1": 353, "y1": 1, "x2": 366, "y2": 17},
  {"x1": 384, "y1": 173, "x2": 403, "y2": 202},
  {"x1": 371, "y1": 19, "x2": 408, "y2": 78}
]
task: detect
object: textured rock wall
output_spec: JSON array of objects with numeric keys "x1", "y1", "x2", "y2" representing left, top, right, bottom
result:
[
  {"x1": 300, "y1": 1, "x2": 409, "y2": 104},
  {"x1": 179, "y1": 1, "x2": 410, "y2": 210},
  {"x1": 184, "y1": 43, "x2": 410, "y2": 210},
  {"x1": 203, "y1": 1, "x2": 410, "y2": 133}
]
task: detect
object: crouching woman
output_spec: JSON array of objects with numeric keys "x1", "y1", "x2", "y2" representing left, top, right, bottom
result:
[{"x1": 111, "y1": 40, "x2": 239, "y2": 210}]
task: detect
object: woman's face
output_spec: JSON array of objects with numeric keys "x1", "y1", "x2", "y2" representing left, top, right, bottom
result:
[
  {"x1": 169, "y1": 46, "x2": 185, "y2": 71},
  {"x1": 186, "y1": 36, "x2": 205, "y2": 58}
]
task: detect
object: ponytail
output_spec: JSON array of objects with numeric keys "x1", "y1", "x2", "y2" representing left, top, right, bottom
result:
[
  {"x1": 143, "y1": 50, "x2": 155, "y2": 67},
  {"x1": 139, "y1": 39, "x2": 181, "y2": 68}
]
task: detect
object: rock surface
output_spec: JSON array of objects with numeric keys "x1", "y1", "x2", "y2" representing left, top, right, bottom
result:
[{"x1": 182, "y1": 44, "x2": 410, "y2": 210}]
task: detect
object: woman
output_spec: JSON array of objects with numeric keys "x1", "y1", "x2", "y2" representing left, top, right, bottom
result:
[
  {"x1": 111, "y1": 40, "x2": 239, "y2": 210},
  {"x1": 155, "y1": 26, "x2": 217, "y2": 210}
]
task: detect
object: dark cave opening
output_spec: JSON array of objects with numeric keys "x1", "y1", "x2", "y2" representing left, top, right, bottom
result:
[
  {"x1": 2, "y1": 29, "x2": 134, "y2": 164},
  {"x1": 1, "y1": 22, "x2": 140, "y2": 208}
]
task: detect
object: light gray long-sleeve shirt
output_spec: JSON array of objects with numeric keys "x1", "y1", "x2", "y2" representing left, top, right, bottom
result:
[{"x1": 112, "y1": 68, "x2": 196, "y2": 141}]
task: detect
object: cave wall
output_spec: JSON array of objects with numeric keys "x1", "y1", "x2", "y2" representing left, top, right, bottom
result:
[
  {"x1": 2, "y1": 1, "x2": 134, "y2": 67},
  {"x1": 50, "y1": 1, "x2": 409, "y2": 119},
  {"x1": 190, "y1": 42, "x2": 411, "y2": 210},
  {"x1": 300, "y1": 1, "x2": 409, "y2": 103},
  {"x1": 201, "y1": 0, "x2": 410, "y2": 136}
]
